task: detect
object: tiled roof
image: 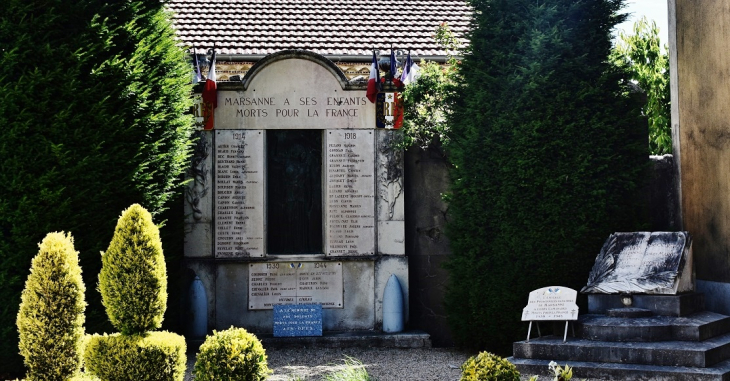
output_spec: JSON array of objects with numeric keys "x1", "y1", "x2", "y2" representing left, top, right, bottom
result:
[{"x1": 168, "y1": 0, "x2": 472, "y2": 57}]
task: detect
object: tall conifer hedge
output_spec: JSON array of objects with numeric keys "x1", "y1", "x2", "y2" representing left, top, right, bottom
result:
[
  {"x1": 445, "y1": 0, "x2": 648, "y2": 352},
  {"x1": 0, "y1": 0, "x2": 194, "y2": 376}
]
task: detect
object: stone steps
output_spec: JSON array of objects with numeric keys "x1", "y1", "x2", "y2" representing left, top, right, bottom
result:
[
  {"x1": 578, "y1": 311, "x2": 730, "y2": 342},
  {"x1": 513, "y1": 332, "x2": 730, "y2": 368},
  {"x1": 512, "y1": 293, "x2": 730, "y2": 379},
  {"x1": 508, "y1": 357, "x2": 730, "y2": 381}
]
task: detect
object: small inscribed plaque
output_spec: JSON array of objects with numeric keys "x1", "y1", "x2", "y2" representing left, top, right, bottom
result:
[
  {"x1": 522, "y1": 287, "x2": 579, "y2": 321},
  {"x1": 274, "y1": 304, "x2": 323, "y2": 337},
  {"x1": 249, "y1": 262, "x2": 343, "y2": 310},
  {"x1": 581, "y1": 232, "x2": 693, "y2": 295}
]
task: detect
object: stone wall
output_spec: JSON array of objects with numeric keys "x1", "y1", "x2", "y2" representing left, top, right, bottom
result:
[
  {"x1": 405, "y1": 144, "x2": 454, "y2": 347},
  {"x1": 649, "y1": 155, "x2": 682, "y2": 231},
  {"x1": 405, "y1": 150, "x2": 681, "y2": 346}
]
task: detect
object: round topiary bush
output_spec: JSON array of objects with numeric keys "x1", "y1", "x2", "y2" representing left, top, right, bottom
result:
[
  {"x1": 194, "y1": 327, "x2": 270, "y2": 381},
  {"x1": 99, "y1": 204, "x2": 167, "y2": 335},
  {"x1": 17, "y1": 232, "x2": 86, "y2": 381},
  {"x1": 84, "y1": 332, "x2": 186, "y2": 381},
  {"x1": 460, "y1": 352, "x2": 520, "y2": 381}
]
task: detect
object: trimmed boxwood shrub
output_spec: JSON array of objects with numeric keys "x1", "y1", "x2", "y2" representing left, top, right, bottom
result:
[
  {"x1": 460, "y1": 352, "x2": 520, "y2": 381},
  {"x1": 194, "y1": 327, "x2": 271, "y2": 381},
  {"x1": 99, "y1": 204, "x2": 167, "y2": 335},
  {"x1": 17, "y1": 232, "x2": 86, "y2": 381},
  {"x1": 84, "y1": 332, "x2": 185, "y2": 381}
]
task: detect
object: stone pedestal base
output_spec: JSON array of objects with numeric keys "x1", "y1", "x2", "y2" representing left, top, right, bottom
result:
[{"x1": 510, "y1": 293, "x2": 730, "y2": 380}]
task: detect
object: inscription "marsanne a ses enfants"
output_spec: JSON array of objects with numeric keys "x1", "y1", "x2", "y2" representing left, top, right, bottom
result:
[{"x1": 225, "y1": 96, "x2": 368, "y2": 118}]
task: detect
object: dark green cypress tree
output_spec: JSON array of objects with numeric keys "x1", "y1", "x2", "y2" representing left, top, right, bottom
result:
[
  {"x1": 445, "y1": 0, "x2": 648, "y2": 352},
  {"x1": 0, "y1": 0, "x2": 194, "y2": 376}
]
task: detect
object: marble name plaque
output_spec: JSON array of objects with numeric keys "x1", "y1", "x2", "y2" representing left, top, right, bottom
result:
[
  {"x1": 214, "y1": 130, "x2": 265, "y2": 257},
  {"x1": 582, "y1": 231, "x2": 693, "y2": 294},
  {"x1": 522, "y1": 286, "x2": 579, "y2": 321},
  {"x1": 273, "y1": 304, "x2": 323, "y2": 337},
  {"x1": 249, "y1": 262, "x2": 343, "y2": 310},
  {"x1": 325, "y1": 130, "x2": 375, "y2": 256}
]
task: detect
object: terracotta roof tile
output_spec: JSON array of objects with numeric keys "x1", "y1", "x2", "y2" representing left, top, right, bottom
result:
[{"x1": 167, "y1": 0, "x2": 471, "y2": 57}]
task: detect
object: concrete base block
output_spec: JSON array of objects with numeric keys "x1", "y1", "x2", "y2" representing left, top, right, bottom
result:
[
  {"x1": 588, "y1": 293, "x2": 705, "y2": 317},
  {"x1": 699, "y1": 281, "x2": 730, "y2": 316},
  {"x1": 215, "y1": 261, "x2": 375, "y2": 333}
]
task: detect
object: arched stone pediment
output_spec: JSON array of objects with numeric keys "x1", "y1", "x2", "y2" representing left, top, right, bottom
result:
[
  {"x1": 216, "y1": 50, "x2": 373, "y2": 130},
  {"x1": 241, "y1": 50, "x2": 351, "y2": 91}
]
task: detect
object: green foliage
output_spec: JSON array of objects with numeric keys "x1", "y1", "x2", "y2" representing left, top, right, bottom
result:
[
  {"x1": 194, "y1": 327, "x2": 271, "y2": 381},
  {"x1": 548, "y1": 361, "x2": 573, "y2": 381},
  {"x1": 321, "y1": 357, "x2": 374, "y2": 381},
  {"x1": 399, "y1": 23, "x2": 460, "y2": 148},
  {"x1": 0, "y1": 0, "x2": 194, "y2": 375},
  {"x1": 17, "y1": 233, "x2": 86, "y2": 381},
  {"x1": 445, "y1": 0, "x2": 647, "y2": 353},
  {"x1": 99, "y1": 204, "x2": 167, "y2": 335},
  {"x1": 612, "y1": 17, "x2": 671, "y2": 154},
  {"x1": 84, "y1": 332, "x2": 186, "y2": 381},
  {"x1": 69, "y1": 374, "x2": 102, "y2": 381},
  {"x1": 459, "y1": 352, "x2": 520, "y2": 381}
]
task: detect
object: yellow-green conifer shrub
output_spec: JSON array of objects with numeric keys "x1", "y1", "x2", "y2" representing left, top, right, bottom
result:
[
  {"x1": 194, "y1": 327, "x2": 271, "y2": 381},
  {"x1": 84, "y1": 332, "x2": 185, "y2": 381},
  {"x1": 99, "y1": 204, "x2": 167, "y2": 335},
  {"x1": 17, "y1": 232, "x2": 86, "y2": 381},
  {"x1": 460, "y1": 352, "x2": 520, "y2": 381}
]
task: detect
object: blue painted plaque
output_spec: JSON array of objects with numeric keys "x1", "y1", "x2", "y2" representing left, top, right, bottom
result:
[{"x1": 273, "y1": 304, "x2": 323, "y2": 337}]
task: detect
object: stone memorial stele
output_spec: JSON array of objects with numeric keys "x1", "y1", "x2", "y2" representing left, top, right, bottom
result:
[
  {"x1": 581, "y1": 231, "x2": 693, "y2": 295},
  {"x1": 273, "y1": 304, "x2": 323, "y2": 337}
]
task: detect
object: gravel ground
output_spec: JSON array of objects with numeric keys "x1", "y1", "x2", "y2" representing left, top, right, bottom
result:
[
  {"x1": 183, "y1": 347, "x2": 608, "y2": 381},
  {"x1": 185, "y1": 347, "x2": 469, "y2": 381}
]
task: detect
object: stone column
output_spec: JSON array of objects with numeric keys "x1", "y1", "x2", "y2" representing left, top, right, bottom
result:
[{"x1": 673, "y1": 0, "x2": 730, "y2": 314}]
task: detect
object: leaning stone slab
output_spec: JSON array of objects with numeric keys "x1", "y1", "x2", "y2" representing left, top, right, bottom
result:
[{"x1": 581, "y1": 232, "x2": 693, "y2": 295}]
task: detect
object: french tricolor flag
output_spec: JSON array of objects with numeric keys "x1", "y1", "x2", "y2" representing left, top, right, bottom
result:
[
  {"x1": 366, "y1": 51, "x2": 380, "y2": 103},
  {"x1": 202, "y1": 49, "x2": 217, "y2": 130},
  {"x1": 400, "y1": 51, "x2": 420, "y2": 85}
]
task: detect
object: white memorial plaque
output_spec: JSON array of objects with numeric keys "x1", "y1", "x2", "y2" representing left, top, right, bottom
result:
[
  {"x1": 215, "y1": 130, "x2": 265, "y2": 257},
  {"x1": 249, "y1": 262, "x2": 343, "y2": 310},
  {"x1": 325, "y1": 130, "x2": 375, "y2": 256},
  {"x1": 522, "y1": 286, "x2": 579, "y2": 321}
]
